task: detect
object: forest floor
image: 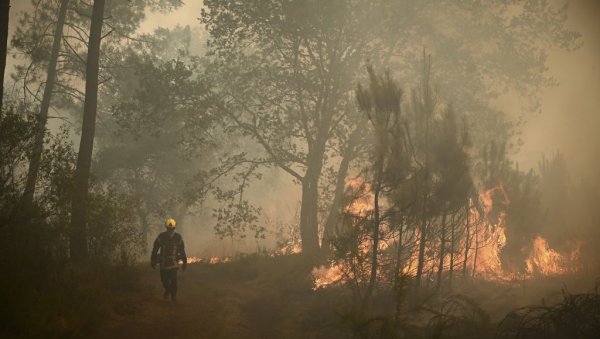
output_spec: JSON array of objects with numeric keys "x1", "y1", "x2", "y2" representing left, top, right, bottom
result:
[
  {"x1": 91, "y1": 254, "x2": 599, "y2": 339},
  {"x1": 92, "y1": 254, "x2": 345, "y2": 339}
]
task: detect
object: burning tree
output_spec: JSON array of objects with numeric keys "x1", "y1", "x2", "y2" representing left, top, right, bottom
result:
[
  {"x1": 312, "y1": 60, "x2": 586, "y2": 335},
  {"x1": 355, "y1": 65, "x2": 404, "y2": 312}
]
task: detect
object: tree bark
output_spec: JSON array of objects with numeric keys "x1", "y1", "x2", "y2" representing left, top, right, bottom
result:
[
  {"x1": 436, "y1": 212, "x2": 447, "y2": 292},
  {"x1": 298, "y1": 131, "x2": 328, "y2": 256},
  {"x1": 21, "y1": 0, "x2": 69, "y2": 214},
  {"x1": 0, "y1": 0, "x2": 9, "y2": 112},
  {"x1": 70, "y1": 0, "x2": 105, "y2": 263},
  {"x1": 362, "y1": 155, "x2": 383, "y2": 311},
  {"x1": 299, "y1": 169, "x2": 320, "y2": 256},
  {"x1": 394, "y1": 218, "x2": 404, "y2": 284},
  {"x1": 322, "y1": 130, "x2": 359, "y2": 247},
  {"x1": 448, "y1": 213, "x2": 456, "y2": 290},
  {"x1": 414, "y1": 195, "x2": 428, "y2": 290},
  {"x1": 472, "y1": 216, "x2": 479, "y2": 278},
  {"x1": 463, "y1": 201, "x2": 471, "y2": 278}
]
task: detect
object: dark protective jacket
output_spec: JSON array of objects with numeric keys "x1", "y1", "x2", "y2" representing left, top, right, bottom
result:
[{"x1": 151, "y1": 231, "x2": 187, "y2": 269}]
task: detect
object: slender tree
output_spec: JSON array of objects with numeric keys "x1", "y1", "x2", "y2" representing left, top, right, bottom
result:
[
  {"x1": 356, "y1": 66, "x2": 403, "y2": 311},
  {"x1": 322, "y1": 128, "x2": 363, "y2": 246},
  {"x1": 413, "y1": 54, "x2": 436, "y2": 291},
  {"x1": 0, "y1": 0, "x2": 9, "y2": 112},
  {"x1": 21, "y1": 0, "x2": 69, "y2": 215},
  {"x1": 70, "y1": 0, "x2": 105, "y2": 263}
]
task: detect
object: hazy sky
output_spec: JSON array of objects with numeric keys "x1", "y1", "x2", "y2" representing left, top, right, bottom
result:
[
  {"x1": 516, "y1": 0, "x2": 600, "y2": 181},
  {"x1": 139, "y1": 1, "x2": 600, "y2": 180},
  {"x1": 6, "y1": 0, "x2": 600, "y2": 180}
]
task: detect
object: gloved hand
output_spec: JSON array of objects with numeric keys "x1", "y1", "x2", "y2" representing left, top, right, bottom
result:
[{"x1": 151, "y1": 262, "x2": 156, "y2": 269}]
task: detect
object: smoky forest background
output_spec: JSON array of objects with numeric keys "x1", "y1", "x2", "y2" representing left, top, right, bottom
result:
[{"x1": 1, "y1": 0, "x2": 600, "y2": 338}]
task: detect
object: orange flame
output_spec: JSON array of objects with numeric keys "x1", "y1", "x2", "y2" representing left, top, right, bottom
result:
[
  {"x1": 273, "y1": 243, "x2": 302, "y2": 256},
  {"x1": 345, "y1": 177, "x2": 374, "y2": 216},
  {"x1": 311, "y1": 179, "x2": 584, "y2": 289},
  {"x1": 186, "y1": 256, "x2": 202, "y2": 264},
  {"x1": 184, "y1": 255, "x2": 231, "y2": 265},
  {"x1": 312, "y1": 265, "x2": 345, "y2": 289},
  {"x1": 525, "y1": 236, "x2": 582, "y2": 276}
]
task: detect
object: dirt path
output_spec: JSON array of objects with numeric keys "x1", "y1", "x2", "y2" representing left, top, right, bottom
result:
[
  {"x1": 93, "y1": 264, "x2": 248, "y2": 338},
  {"x1": 92, "y1": 256, "x2": 317, "y2": 339},
  {"x1": 91, "y1": 260, "x2": 600, "y2": 339}
]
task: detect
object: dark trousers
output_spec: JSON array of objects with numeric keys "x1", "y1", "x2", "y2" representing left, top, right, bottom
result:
[{"x1": 160, "y1": 268, "x2": 178, "y2": 298}]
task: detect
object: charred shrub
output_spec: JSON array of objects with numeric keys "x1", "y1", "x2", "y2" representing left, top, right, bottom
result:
[
  {"x1": 496, "y1": 288, "x2": 600, "y2": 339},
  {"x1": 425, "y1": 294, "x2": 491, "y2": 339}
]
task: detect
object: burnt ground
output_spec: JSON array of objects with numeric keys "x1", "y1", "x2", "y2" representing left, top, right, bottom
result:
[
  {"x1": 91, "y1": 254, "x2": 599, "y2": 339},
  {"x1": 92, "y1": 254, "x2": 347, "y2": 339}
]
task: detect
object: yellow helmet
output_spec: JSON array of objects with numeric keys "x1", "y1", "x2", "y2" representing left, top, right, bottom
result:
[{"x1": 165, "y1": 218, "x2": 176, "y2": 228}]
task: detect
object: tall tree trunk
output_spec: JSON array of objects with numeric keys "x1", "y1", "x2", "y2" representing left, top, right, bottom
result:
[
  {"x1": 362, "y1": 155, "x2": 384, "y2": 311},
  {"x1": 322, "y1": 130, "x2": 359, "y2": 247},
  {"x1": 472, "y1": 217, "x2": 479, "y2": 278},
  {"x1": 21, "y1": 0, "x2": 69, "y2": 214},
  {"x1": 394, "y1": 218, "x2": 404, "y2": 283},
  {"x1": 70, "y1": 0, "x2": 105, "y2": 263},
  {"x1": 463, "y1": 200, "x2": 471, "y2": 278},
  {"x1": 393, "y1": 218, "x2": 405, "y2": 323},
  {"x1": 299, "y1": 169, "x2": 320, "y2": 256},
  {"x1": 414, "y1": 53, "x2": 434, "y2": 292},
  {"x1": 414, "y1": 195, "x2": 428, "y2": 290},
  {"x1": 0, "y1": 0, "x2": 9, "y2": 112},
  {"x1": 299, "y1": 136, "x2": 327, "y2": 256},
  {"x1": 448, "y1": 213, "x2": 456, "y2": 290},
  {"x1": 436, "y1": 212, "x2": 447, "y2": 292}
]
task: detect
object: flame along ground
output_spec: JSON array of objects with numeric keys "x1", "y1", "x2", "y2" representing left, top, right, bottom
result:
[
  {"x1": 311, "y1": 180, "x2": 584, "y2": 289},
  {"x1": 185, "y1": 256, "x2": 231, "y2": 265},
  {"x1": 184, "y1": 243, "x2": 302, "y2": 266},
  {"x1": 181, "y1": 179, "x2": 582, "y2": 289}
]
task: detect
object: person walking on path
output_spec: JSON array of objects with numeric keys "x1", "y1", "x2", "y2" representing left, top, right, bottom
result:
[{"x1": 151, "y1": 218, "x2": 187, "y2": 301}]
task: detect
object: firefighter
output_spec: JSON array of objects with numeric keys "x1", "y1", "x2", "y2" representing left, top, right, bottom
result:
[{"x1": 151, "y1": 218, "x2": 187, "y2": 301}]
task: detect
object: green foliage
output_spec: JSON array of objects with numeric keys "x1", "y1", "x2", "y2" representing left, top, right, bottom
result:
[
  {"x1": 0, "y1": 105, "x2": 36, "y2": 224},
  {"x1": 214, "y1": 198, "x2": 265, "y2": 240},
  {"x1": 87, "y1": 185, "x2": 143, "y2": 262},
  {"x1": 96, "y1": 28, "x2": 217, "y2": 241},
  {"x1": 202, "y1": 0, "x2": 394, "y2": 252},
  {"x1": 0, "y1": 106, "x2": 143, "y2": 338}
]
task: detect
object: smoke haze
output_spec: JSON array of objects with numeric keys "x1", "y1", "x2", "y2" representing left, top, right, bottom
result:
[
  {"x1": 7, "y1": 1, "x2": 598, "y2": 179},
  {"x1": 515, "y1": 0, "x2": 600, "y2": 181}
]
